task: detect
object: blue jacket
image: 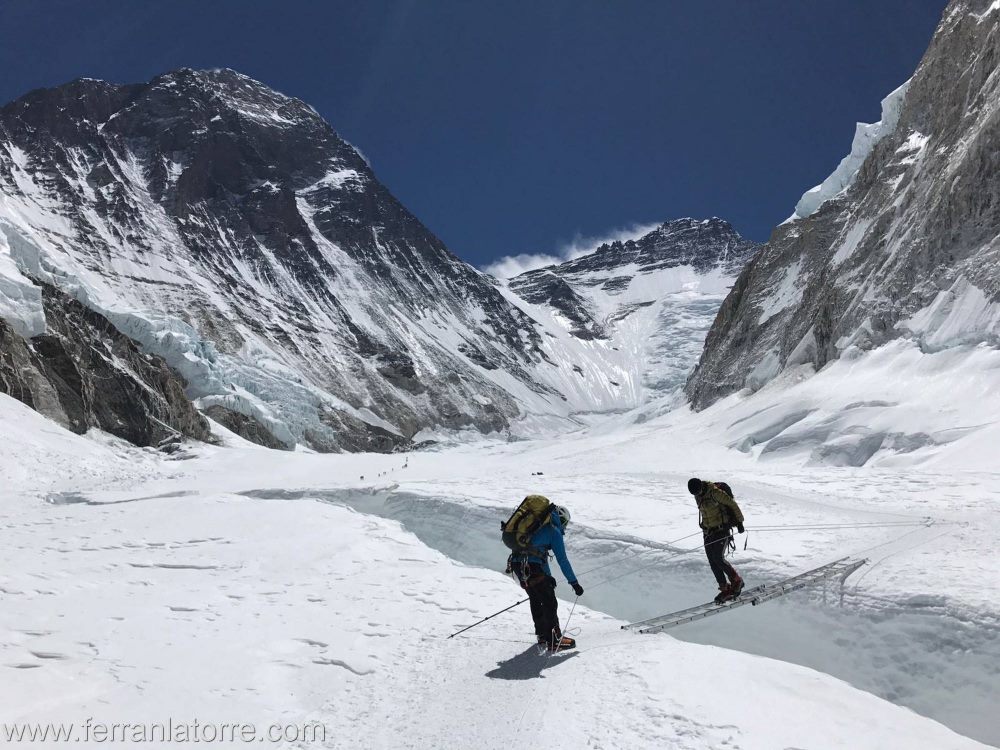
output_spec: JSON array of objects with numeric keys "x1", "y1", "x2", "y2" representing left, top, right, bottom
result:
[{"x1": 515, "y1": 509, "x2": 578, "y2": 584}]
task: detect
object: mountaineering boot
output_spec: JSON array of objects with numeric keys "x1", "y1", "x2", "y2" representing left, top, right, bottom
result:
[
  {"x1": 728, "y1": 575, "x2": 744, "y2": 599},
  {"x1": 550, "y1": 635, "x2": 576, "y2": 652},
  {"x1": 713, "y1": 583, "x2": 732, "y2": 604}
]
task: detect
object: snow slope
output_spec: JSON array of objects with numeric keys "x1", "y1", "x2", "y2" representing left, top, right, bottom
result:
[
  {"x1": 693, "y1": 338, "x2": 1000, "y2": 471},
  {"x1": 501, "y1": 218, "x2": 760, "y2": 420},
  {"x1": 2, "y1": 393, "x2": 996, "y2": 747}
]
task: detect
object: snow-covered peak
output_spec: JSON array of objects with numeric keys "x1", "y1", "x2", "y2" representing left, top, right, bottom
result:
[
  {"x1": 790, "y1": 79, "x2": 911, "y2": 221},
  {"x1": 145, "y1": 68, "x2": 321, "y2": 130},
  {"x1": 0, "y1": 69, "x2": 563, "y2": 451}
]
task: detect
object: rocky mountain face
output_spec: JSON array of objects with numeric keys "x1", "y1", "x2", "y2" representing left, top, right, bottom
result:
[
  {"x1": 507, "y1": 219, "x2": 760, "y2": 410},
  {"x1": 544, "y1": 217, "x2": 757, "y2": 277},
  {"x1": 0, "y1": 68, "x2": 567, "y2": 451},
  {"x1": 0, "y1": 281, "x2": 209, "y2": 447},
  {"x1": 687, "y1": 0, "x2": 1000, "y2": 409}
]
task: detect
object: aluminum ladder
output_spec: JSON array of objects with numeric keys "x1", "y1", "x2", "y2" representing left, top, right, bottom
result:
[{"x1": 621, "y1": 557, "x2": 867, "y2": 635}]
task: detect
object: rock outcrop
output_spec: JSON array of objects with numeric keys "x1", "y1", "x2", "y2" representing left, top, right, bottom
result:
[{"x1": 687, "y1": 0, "x2": 1000, "y2": 409}]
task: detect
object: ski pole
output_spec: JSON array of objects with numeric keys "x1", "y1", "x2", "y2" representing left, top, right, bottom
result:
[{"x1": 447, "y1": 598, "x2": 529, "y2": 639}]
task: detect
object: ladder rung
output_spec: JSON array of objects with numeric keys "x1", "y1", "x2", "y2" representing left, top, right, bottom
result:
[{"x1": 622, "y1": 558, "x2": 867, "y2": 634}]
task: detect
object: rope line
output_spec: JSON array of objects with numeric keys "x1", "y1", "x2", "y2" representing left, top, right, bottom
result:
[
  {"x1": 849, "y1": 527, "x2": 955, "y2": 592},
  {"x1": 449, "y1": 519, "x2": 951, "y2": 638},
  {"x1": 744, "y1": 521, "x2": 945, "y2": 531},
  {"x1": 572, "y1": 529, "x2": 703, "y2": 579},
  {"x1": 581, "y1": 519, "x2": 950, "y2": 592},
  {"x1": 454, "y1": 522, "x2": 950, "y2": 659}
]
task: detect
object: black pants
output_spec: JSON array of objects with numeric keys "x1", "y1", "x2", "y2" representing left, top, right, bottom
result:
[
  {"x1": 516, "y1": 561, "x2": 561, "y2": 644},
  {"x1": 704, "y1": 527, "x2": 740, "y2": 588}
]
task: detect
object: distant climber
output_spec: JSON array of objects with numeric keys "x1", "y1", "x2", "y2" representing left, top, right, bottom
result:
[
  {"x1": 501, "y1": 495, "x2": 583, "y2": 651},
  {"x1": 687, "y1": 478, "x2": 745, "y2": 603}
]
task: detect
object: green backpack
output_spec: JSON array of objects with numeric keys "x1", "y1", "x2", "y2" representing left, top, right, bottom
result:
[
  {"x1": 713, "y1": 481, "x2": 738, "y2": 528},
  {"x1": 501, "y1": 495, "x2": 552, "y2": 554}
]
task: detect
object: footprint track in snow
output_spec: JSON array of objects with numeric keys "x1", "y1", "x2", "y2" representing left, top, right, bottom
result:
[
  {"x1": 295, "y1": 638, "x2": 329, "y2": 648},
  {"x1": 28, "y1": 650, "x2": 68, "y2": 660},
  {"x1": 311, "y1": 657, "x2": 373, "y2": 675}
]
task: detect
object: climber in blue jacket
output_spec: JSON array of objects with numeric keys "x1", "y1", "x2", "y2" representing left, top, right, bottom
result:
[{"x1": 507, "y1": 504, "x2": 583, "y2": 651}]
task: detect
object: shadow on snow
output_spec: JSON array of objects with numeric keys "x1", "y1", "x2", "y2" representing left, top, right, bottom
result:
[{"x1": 485, "y1": 646, "x2": 579, "y2": 680}]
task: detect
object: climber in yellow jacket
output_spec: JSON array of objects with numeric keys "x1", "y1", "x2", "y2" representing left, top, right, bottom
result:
[{"x1": 687, "y1": 478, "x2": 745, "y2": 603}]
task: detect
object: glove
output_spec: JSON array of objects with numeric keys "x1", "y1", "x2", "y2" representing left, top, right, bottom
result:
[
  {"x1": 571, "y1": 581, "x2": 584, "y2": 597},
  {"x1": 737, "y1": 523, "x2": 745, "y2": 534}
]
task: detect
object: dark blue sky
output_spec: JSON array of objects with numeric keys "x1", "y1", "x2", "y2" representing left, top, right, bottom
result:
[{"x1": 1, "y1": 1, "x2": 946, "y2": 268}]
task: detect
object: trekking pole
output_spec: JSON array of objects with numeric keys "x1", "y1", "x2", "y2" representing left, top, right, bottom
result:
[
  {"x1": 552, "y1": 595, "x2": 579, "y2": 656},
  {"x1": 447, "y1": 598, "x2": 529, "y2": 639}
]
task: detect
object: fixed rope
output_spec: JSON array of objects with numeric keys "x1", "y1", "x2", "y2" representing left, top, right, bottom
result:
[
  {"x1": 583, "y1": 518, "x2": 952, "y2": 592},
  {"x1": 447, "y1": 519, "x2": 953, "y2": 638}
]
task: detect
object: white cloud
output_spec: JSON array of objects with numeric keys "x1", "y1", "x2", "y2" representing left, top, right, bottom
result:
[{"x1": 483, "y1": 222, "x2": 662, "y2": 280}]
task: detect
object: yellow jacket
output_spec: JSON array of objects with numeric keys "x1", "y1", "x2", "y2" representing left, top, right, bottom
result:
[{"x1": 696, "y1": 483, "x2": 744, "y2": 530}]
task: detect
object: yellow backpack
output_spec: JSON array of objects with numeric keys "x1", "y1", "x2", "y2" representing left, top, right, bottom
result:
[{"x1": 501, "y1": 495, "x2": 552, "y2": 554}]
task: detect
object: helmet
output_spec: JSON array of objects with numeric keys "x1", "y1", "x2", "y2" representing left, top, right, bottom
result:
[
  {"x1": 687, "y1": 478, "x2": 704, "y2": 495},
  {"x1": 555, "y1": 505, "x2": 571, "y2": 528}
]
